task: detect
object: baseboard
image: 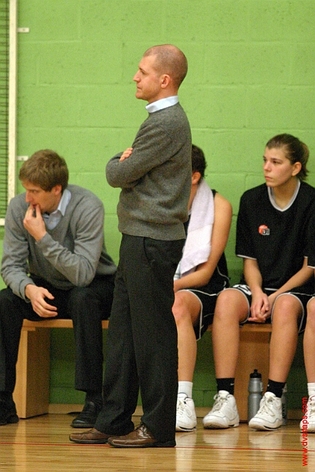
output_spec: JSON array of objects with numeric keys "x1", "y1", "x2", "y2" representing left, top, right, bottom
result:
[
  {"x1": 48, "y1": 403, "x2": 144, "y2": 416},
  {"x1": 48, "y1": 404, "x2": 302, "y2": 421}
]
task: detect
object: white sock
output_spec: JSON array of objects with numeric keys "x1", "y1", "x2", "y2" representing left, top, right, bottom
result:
[
  {"x1": 178, "y1": 381, "x2": 193, "y2": 398},
  {"x1": 307, "y1": 383, "x2": 315, "y2": 397}
]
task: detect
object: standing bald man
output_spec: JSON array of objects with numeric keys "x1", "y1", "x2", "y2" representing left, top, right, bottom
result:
[{"x1": 70, "y1": 44, "x2": 191, "y2": 448}]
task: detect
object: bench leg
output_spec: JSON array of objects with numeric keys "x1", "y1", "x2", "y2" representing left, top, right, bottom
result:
[
  {"x1": 234, "y1": 329, "x2": 270, "y2": 422},
  {"x1": 13, "y1": 328, "x2": 50, "y2": 419}
]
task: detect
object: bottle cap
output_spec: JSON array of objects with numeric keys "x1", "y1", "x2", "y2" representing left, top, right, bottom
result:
[{"x1": 250, "y1": 369, "x2": 261, "y2": 378}]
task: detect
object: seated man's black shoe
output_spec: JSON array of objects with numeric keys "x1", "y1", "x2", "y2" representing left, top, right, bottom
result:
[
  {"x1": 71, "y1": 401, "x2": 102, "y2": 428},
  {"x1": 0, "y1": 399, "x2": 19, "y2": 426}
]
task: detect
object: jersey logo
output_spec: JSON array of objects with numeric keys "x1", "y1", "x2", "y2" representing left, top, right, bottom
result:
[{"x1": 258, "y1": 224, "x2": 270, "y2": 236}]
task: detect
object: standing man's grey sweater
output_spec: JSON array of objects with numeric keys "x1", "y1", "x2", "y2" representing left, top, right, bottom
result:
[{"x1": 106, "y1": 103, "x2": 191, "y2": 241}]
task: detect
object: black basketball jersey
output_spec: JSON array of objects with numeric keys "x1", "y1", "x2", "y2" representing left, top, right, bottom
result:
[{"x1": 236, "y1": 182, "x2": 315, "y2": 292}]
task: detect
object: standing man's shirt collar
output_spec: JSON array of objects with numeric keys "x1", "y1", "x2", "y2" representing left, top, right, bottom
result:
[
  {"x1": 146, "y1": 96, "x2": 179, "y2": 113},
  {"x1": 43, "y1": 188, "x2": 71, "y2": 230}
]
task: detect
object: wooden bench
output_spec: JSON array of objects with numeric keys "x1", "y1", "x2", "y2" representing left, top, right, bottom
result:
[{"x1": 14, "y1": 319, "x2": 271, "y2": 422}]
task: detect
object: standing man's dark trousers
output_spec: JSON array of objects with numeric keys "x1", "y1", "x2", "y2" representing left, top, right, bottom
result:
[
  {"x1": 95, "y1": 234, "x2": 184, "y2": 444},
  {"x1": 0, "y1": 275, "x2": 115, "y2": 395}
]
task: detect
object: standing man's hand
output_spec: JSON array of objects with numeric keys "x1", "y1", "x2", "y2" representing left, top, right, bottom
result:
[{"x1": 119, "y1": 147, "x2": 133, "y2": 162}]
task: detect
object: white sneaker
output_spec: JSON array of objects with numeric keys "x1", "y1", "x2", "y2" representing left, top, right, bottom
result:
[
  {"x1": 176, "y1": 394, "x2": 197, "y2": 432},
  {"x1": 300, "y1": 395, "x2": 315, "y2": 433},
  {"x1": 203, "y1": 390, "x2": 239, "y2": 429},
  {"x1": 248, "y1": 392, "x2": 282, "y2": 430}
]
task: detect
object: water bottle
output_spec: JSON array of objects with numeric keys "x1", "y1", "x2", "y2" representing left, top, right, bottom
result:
[
  {"x1": 248, "y1": 369, "x2": 263, "y2": 421},
  {"x1": 281, "y1": 383, "x2": 287, "y2": 425}
]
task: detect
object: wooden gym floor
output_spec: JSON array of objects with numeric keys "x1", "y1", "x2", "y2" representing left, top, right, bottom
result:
[{"x1": 0, "y1": 410, "x2": 312, "y2": 471}]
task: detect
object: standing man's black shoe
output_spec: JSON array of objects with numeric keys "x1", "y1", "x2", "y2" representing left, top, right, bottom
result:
[
  {"x1": 108, "y1": 423, "x2": 176, "y2": 448},
  {"x1": 71, "y1": 401, "x2": 102, "y2": 428},
  {"x1": 0, "y1": 399, "x2": 19, "y2": 426}
]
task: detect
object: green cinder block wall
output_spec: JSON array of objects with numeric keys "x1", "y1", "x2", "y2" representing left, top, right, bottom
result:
[{"x1": 1, "y1": 0, "x2": 314, "y2": 410}]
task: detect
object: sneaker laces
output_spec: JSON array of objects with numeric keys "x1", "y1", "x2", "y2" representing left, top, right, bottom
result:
[
  {"x1": 306, "y1": 397, "x2": 315, "y2": 416},
  {"x1": 257, "y1": 395, "x2": 277, "y2": 417},
  {"x1": 211, "y1": 393, "x2": 228, "y2": 412},
  {"x1": 177, "y1": 396, "x2": 188, "y2": 416}
]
